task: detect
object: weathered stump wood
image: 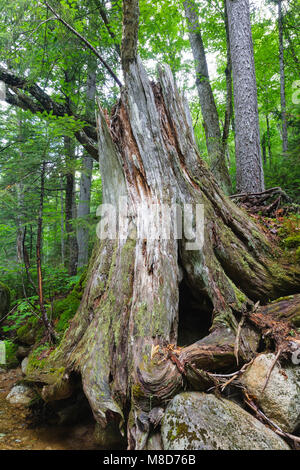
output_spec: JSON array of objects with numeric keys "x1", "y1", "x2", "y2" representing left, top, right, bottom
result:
[{"x1": 26, "y1": 58, "x2": 300, "y2": 449}]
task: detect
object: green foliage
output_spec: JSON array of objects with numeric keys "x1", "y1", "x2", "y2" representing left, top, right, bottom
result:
[
  {"x1": 1, "y1": 296, "x2": 38, "y2": 333},
  {"x1": 3, "y1": 339, "x2": 18, "y2": 368},
  {"x1": 16, "y1": 316, "x2": 43, "y2": 346}
]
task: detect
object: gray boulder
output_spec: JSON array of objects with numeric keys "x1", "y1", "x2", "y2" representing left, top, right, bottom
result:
[
  {"x1": 161, "y1": 392, "x2": 290, "y2": 450},
  {"x1": 6, "y1": 384, "x2": 36, "y2": 405},
  {"x1": 21, "y1": 357, "x2": 29, "y2": 375},
  {"x1": 241, "y1": 353, "x2": 300, "y2": 432}
]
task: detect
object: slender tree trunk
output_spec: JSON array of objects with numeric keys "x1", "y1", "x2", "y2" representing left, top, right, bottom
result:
[
  {"x1": 183, "y1": 0, "x2": 231, "y2": 194},
  {"x1": 226, "y1": 0, "x2": 265, "y2": 194},
  {"x1": 278, "y1": 0, "x2": 288, "y2": 153},
  {"x1": 266, "y1": 113, "x2": 272, "y2": 166},
  {"x1": 60, "y1": 174, "x2": 65, "y2": 266},
  {"x1": 222, "y1": 0, "x2": 234, "y2": 154},
  {"x1": 16, "y1": 182, "x2": 25, "y2": 263},
  {"x1": 262, "y1": 133, "x2": 267, "y2": 165},
  {"x1": 27, "y1": 0, "x2": 299, "y2": 450},
  {"x1": 77, "y1": 63, "x2": 96, "y2": 268},
  {"x1": 64, "y1": 136, "x2": 78, "y2": 276},
  {"x1": 36, "y1": 161, "x2": 55, "y2": 342}
]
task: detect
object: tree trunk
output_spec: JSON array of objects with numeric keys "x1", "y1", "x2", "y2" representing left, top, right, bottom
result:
[
  {"x1": 64, "y1": 136, "x2": 78, "y2": 276},
  {"x1": 183, "y1": 0, "x2": 232, "y2": 195},
  {"x1": 27, "y1": 1, "x2": 299, "y2": 450},
  {"x1": 59, "y1": 174, "x2": 65, "y2": 266},
  {"x1": 222, "y1": 0, "x2": 234, "y2": 153},
  {"x1": 36, "y1": 161, "x2": 55, "y2": 342},
  {"x1": 266, "y1": 113, "x2": 272, "y2": 166},
  {"x1": 77, "y1": 156, "x2": 93, "y2": 268},
  {"x1": 226, "y1": 0, "x2": 265, "y2": 193},
  {"x1": 77, "y1": 64, "x2": 96, "y2": 268},
  {"x1": 27, "y1": 58, "x2": 300, "y2": 448},
  {"x1": 278, "y1": 0, "x2": 288, "y2": 154}
]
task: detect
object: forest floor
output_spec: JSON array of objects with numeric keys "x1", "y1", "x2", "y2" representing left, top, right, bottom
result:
[{"x1": 0, "y1": 368, "x2": 99, "y2": 450}]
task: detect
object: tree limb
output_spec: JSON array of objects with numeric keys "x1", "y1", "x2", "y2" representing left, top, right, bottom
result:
[
  {"x1": 1, "y1": 68, "x2": 99, "y2": 160},
  {"x1": 42, "y1": 1, "x2": 123, "y2": 87}
]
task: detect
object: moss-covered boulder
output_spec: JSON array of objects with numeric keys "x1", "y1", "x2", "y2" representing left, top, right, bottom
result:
[
  {"x1": 161, "y1": 392, "x2": 289, "y2": 450},
  {"x1": 0, "y1": 282, "x2": 10, "y2": 319},
  {"x1": 296, "y1": 246, "x2": 300, "y2": 264},
  {"x1": 16, "y1": 317, "x2": 44, "y2": 345},
  {"x1": 241, "y1": 353, "x2": 300, "y2": 432},
  {"x1": 283, "y1": 234, "x2": 300, "y2": 249}
]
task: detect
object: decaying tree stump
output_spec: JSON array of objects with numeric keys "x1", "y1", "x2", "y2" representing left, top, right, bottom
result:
[{"x1": 25, "y1": 0, "x2": 300, "y2": 449}]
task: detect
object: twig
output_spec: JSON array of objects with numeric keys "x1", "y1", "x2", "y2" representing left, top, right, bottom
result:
[
  {"x1": 230, "y1": 187, "x2": 284, "y2": 199},
  {"x1": 261, "y1": 347, "x2": 283, "y2": 394},
  {"x1": 234, "y1": 313, "x2": 245, "y2": 366},
  {"x1": 0, "y1": 305, "x2": 18, "y2": 324},
  {"x1": 244, "y1": 391, "x2": 300, "y2": 446}
]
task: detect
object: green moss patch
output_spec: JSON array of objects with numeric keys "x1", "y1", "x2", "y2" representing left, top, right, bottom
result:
[{"x1": 53, "y1": 269, "x2": 87, "y2": 333}]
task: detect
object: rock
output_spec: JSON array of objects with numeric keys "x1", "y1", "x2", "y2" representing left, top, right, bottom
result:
[
  {"x1": 241, "y1": 353, "x2": 300, "y2": 432},
  {"x1": 6, "y1": 384, "x2": 36, "y2": 405},
  {"x1": 16, "y1": 346, "x2": 30, "y2": 360},
  {"x1": 0, "y1": 282, "x2": 10, "y2": 319},
  {"x1": 161, "y1": 392, "x2": 290, "y2": 450},
  {"x1": 146, "y1": 432, "x2": 163, "y2": 450},
  {"x1": 21, "y1": 357, "x2": 29, "y2": 375}
]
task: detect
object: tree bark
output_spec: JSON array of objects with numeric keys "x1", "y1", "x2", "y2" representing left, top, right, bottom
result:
[
  {"x1": 278, "y1": 0, "x2": 288, "y2": 154},
  {"x1": 222, "y1": 1, "x2": 234, "y2": 153},
  {"x1": 226, "y1": 0, "x2": 265, "y2": 193},
  {"x1": 266, "y1": 113, "x2": 272, "y2": 166},
  {"x1": 26, "y1": 0, "x2": 300, "y2": 450},
  {"x1": 60, "y1": 174, "x2": 65, "y2": 266},
  {"x1": 183, "y1": 0, "x2": 232, "y2": 195},
  {"x1": 36, "y1": 161, "x2": 55, "y2": 342},
  {"x1": 27, "y1": 58, "x2": 300, "y2": 448},
  {"x1": 77, "y1": 63, "x2": 96, "y2": 268},
  {"x1": 64, "y1": 136, "x2": 78, "y2": 276}
]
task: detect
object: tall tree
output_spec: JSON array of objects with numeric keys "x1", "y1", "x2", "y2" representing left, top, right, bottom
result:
[
  {"x1": 77, "y1": 61, "x2": 97, "y2": 268},
  {"x1": 226, "y1": 0, "x2": 265, "y2": 193},
  {"x1": 183, "y1": 0, "x2": 232, "y2": 194},
  {"x1": 277, "y1": 0, "x2": 288, "y2": 153}
]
